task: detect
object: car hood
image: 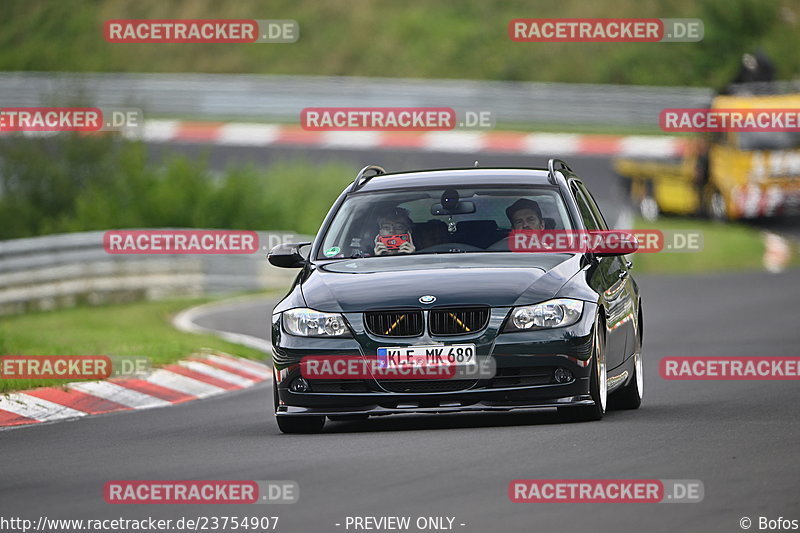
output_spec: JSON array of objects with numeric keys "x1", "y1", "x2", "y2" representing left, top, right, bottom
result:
[{"x1": 300, "y1": 253, "x2": 582, "y2": 312}]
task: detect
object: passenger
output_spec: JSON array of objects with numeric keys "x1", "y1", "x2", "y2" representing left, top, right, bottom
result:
[{"x1": 373, "y1": 207, "x2": 416, "y2": 256}]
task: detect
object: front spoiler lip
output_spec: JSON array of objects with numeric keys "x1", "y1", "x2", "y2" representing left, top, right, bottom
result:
[
  {"x1": 275, "y1": 394, "x2": 594, "y2": 417},
  {"x1": 284, "y1": 380, "x2": 576, "y2": 396}
]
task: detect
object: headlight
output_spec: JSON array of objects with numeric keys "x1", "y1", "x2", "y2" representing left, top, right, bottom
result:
[
  {"x1": 282, "y1": 308, "x2": 351, "y2": 337},
  {"x1": 504, "y1": 299, "x2": 583, "y2": 331}
]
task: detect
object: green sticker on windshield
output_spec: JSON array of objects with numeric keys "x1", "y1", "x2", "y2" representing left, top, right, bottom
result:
[{"x1": 324, "y1": 246, "x2": 341, "y2": 257}]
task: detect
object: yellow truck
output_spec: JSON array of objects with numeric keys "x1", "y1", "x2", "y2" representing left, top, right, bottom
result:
[{"x1": 615, "y1": 93, "x2": 800, "y2": 220}]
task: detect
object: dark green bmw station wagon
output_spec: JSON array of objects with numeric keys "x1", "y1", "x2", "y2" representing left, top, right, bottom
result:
[{"x1": 268, "y1": 160, "x2": 644, "y2": 433}]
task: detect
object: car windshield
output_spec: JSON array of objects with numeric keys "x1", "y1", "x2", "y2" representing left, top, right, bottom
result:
[{"x1": 316, "y1": 185, "x2": 573, "y2": 259}]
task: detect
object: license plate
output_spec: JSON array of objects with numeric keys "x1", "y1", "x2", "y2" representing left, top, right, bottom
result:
[{"x1": 377, "y1": 344, "x2": 476, "y2": 368}]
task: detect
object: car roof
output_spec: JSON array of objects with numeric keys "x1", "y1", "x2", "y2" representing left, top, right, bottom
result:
[{"x1": 353, "y1": 168, "x2": 558, "y2": 193}]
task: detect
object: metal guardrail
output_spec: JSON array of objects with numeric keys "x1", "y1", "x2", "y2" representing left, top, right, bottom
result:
[
  {"x1": 0, "y1": 230, "x2": 309, "y2": 316},
  {"x1": 0, "y1": 72, "x2": 716, "y2": 127}
]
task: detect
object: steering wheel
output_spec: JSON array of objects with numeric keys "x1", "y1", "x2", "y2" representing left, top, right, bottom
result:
[
  {"x1": 417, "y1": 242, "x2": 483, "y2": 253},
  {"x1": 485, "y1": 238, "x2": 511, "y2": 251}
]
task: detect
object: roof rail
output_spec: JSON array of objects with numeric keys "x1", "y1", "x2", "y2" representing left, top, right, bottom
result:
[
  {"x1": 350, "y1": 165, "x2": 386, "y2": 192},
  {"x1": 547, "y1": 158, "x2": 572, "y2": 186}
]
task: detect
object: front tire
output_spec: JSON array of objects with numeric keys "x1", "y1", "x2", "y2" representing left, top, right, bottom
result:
[
  {"x1": 609, "y1": 350, "x2": 643, "y2": 410},
  {"x1": 276, "y1": 415, "x2": 326, "y2": 434},
  {"x1": 559, "y1": 317, "x2": 607, "y2": 422}
]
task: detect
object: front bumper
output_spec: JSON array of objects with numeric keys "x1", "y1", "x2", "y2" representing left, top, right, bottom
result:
[{"x1": 272, "y1": 303, "x2": 598, "y2": 417}]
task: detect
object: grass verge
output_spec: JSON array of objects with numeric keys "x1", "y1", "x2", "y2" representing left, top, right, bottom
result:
[
  {"x1": 3, "y1": 0, "x2": 798, "y2": 88},
  {"x1": 0, "y1": 295, "x2": 274, "y2": 394},
  {"x1": 630, "y1": 216, "x2": 798, "y2": 274}
]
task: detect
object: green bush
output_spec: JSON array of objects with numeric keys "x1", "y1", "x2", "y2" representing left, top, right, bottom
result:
[
  {"x1": 0, "y1": 134, "x2": 353, "y2": 238},
  {"x1": 0, "y1": 0, "x2": 797, "y2": 87}
]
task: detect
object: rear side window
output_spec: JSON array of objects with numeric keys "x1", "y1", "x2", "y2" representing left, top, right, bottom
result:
[
  {"x1": 571, "y1": 184, "x2": 600, "y2": 230},
  {"x1": 575, "y1": 182, "x2": 609, "y2": 230}
]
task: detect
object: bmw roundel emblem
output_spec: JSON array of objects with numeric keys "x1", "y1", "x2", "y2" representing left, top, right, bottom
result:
[{"x1": 419, "y1": 295, "x2": 436, "y2": 304}]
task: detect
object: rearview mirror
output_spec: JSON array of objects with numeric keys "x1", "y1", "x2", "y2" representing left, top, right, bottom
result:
[
  {"x1": 430, "y1": 201, "x2": 475, "y2": 216},
  {"x1": 268, "y1": 242, "x2": 311, "y2": 268}
]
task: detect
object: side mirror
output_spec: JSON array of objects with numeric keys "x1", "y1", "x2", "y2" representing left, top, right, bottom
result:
[
  {"x1": 268, "y1": 242, "x2": 311, "y2": 268},
  {"x1": 593, "y1": 232, "x2": 639, "y2": 257}
]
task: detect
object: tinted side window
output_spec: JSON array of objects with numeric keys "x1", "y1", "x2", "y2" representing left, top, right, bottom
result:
[
  {"x1": 571, "y1": 184, "x2": 599, "y2": 230},
  {"x1": 576, "y1": 182, "x2": 609, "y2": 230}
]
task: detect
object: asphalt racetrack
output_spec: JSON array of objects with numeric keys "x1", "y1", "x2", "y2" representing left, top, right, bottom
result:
[{"x1": 2, "y1": 145, "x2": 799, "y2": 533}]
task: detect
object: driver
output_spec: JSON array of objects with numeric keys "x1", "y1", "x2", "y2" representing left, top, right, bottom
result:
[
  {"x1": 506, "y1": 198, "x2": 545, "y2": 230},
  {"x1": 487, "y1": 198, "x2": 547, "y2": 251},
  {"x1": 373, "y1": 207, "x2": 416, "y2": 256}
]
